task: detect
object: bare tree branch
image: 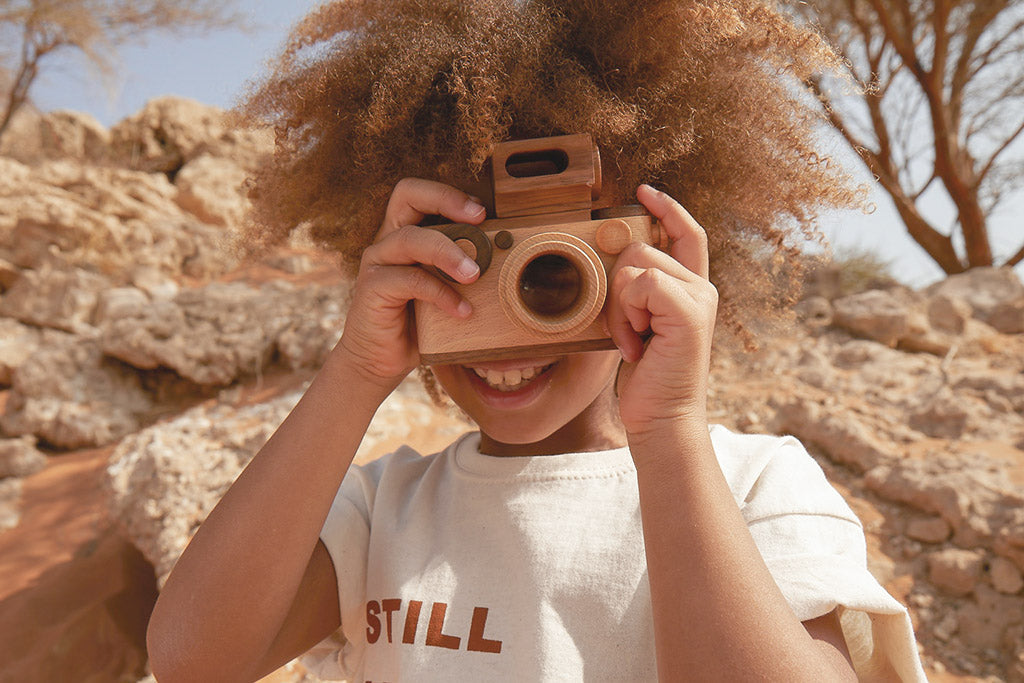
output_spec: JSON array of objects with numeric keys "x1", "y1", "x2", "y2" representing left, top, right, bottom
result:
[
  {"x1": 0, "y1": 0, "x2": 247, "y2": 141},
  {"x1": 789, "y1": 0, "x2": 1023, "y2": 275}
]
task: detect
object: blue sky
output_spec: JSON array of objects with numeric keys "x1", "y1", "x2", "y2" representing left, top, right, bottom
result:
[{"x1": 24, "y1": 2, "x2": 1022, "y2": 288}]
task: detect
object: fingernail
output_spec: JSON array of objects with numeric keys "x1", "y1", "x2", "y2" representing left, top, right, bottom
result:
[
  {"x1": 456, "y1": 257, "x2": 479, "y2": 280},
  {"x1": 464, "y1": 199, "x2": 485, "y2": 217},
  {"x1": 457, "y1": 300, "x2": 473, "y2": 317}
]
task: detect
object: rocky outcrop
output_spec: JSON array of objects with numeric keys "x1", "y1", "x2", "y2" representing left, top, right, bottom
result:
[
  {"x1": 109, "y1": 96, "x2": 271, "y2": 175},
  {"x1": 106, "y1": 376, "x2": 471, "y2": 586}
]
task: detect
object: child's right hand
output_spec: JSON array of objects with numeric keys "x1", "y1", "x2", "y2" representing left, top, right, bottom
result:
[{"x1": 334, "y1": 178, "x2": 485, "y2": 389}]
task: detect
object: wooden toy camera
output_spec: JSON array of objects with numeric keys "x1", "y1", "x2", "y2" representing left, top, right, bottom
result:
[{"x1": 415, "y1": 134, "x2": 667, "y2": 365}]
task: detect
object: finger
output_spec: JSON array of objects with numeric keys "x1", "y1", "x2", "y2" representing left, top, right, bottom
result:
[
  {"x1": 363, "y1": 224, "x2": 480, "y2": 284},
  {"x1": 361, "y1": 264, "x2": 472, "y2": 319},
  {"x1": 380, "y1": 178, "x2": 487, "y2": 239},
  {"x1": 636, "y1": 184, "x2": 709, "y2": 279},
  {"x1": 614, "y1": 240, "x2": 703, "y2": 285},
  {"x1": 606, "y1": 265, "x2": 648, "y2": 363}
]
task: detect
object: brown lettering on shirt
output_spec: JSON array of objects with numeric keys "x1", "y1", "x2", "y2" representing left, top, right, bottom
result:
[
  {"x1": 466, "y1": 606, "x2": 503, "y2": 653},
  {"x1": 403, "y1": 600, "x2": 423, "y2": 644},
  {"x1": 426, "y1": 602, "x2": 462, "y2": 650},
  {"x1": 365, "y1": 598, "x2": 503, "y2": 654},
  {"x1": 366, "y1": 600, "x2": 382, "y2": 644},
  {"x1": 381, "y1": 598, "x2": 402, "y2": 643}
]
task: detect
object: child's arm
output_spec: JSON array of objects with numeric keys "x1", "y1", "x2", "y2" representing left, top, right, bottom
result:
[
  {"x1": 146, "y1": 179, "x2": 486, "y2": 683},
  {"x1": 608, "y1": 185, "x2": 857, "y2": 681}
]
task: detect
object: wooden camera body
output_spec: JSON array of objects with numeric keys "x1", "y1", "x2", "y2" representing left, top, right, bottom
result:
[{"x1": 415, "y1": 134, "x2": 666, "y2": 365}]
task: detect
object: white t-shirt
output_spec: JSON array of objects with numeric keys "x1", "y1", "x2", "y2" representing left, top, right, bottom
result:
[{"x1": 305, "y1": 426, "x2": 926, "y2": 682}]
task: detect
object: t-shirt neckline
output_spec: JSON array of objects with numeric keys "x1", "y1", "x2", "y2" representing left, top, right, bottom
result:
[{"x1": 452, "y1": 432, "x2": 635, "y2": 481}]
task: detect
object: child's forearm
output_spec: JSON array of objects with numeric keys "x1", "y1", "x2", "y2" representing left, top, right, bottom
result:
[
  {"x1": 147, "y1": 349, "x2": 393, "y2": 683},
  {"x1": 628, "y1": 422, "x2": 857, "y2": 682}
]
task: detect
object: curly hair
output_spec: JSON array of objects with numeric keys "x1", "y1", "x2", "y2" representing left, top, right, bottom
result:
[{"x1": 235, "y1": 0, "x2": 861, "y2": 342}]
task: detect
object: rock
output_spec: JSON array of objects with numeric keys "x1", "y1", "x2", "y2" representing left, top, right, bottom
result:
[
  {"x1": 174, "y1": 154, "x2": 249, "y2": 227},
  {"x1": 0, "y1": 104, "x2": 43, "y2": 163},
  {"x1": 988, "y1": 297, "x2": 1024, "y2": 334},
  {"x1": 0, "y1": 478, "x2": 22, "y2": 533},
  {"x1": 107, "y1": 374, "x2": 469, "y2": 585},
  {"x1": 772, "y1": 397, "x2": 893, "y2": 472},
  {"x1": 927, "y1": 294, "x2": 973, "y2": 334},
  {"x1": 0, "y1": 264, "x2": 110, "y2": 334},
  {"x1": 99, "y1": 281, "x2": 349, "y2": 386},
  {"x1": 0, "y1": 436, "x2": 46, "y2": 479},
  {"x1": 991, "y1": 556, "x2": 1024, "y2": 595},
  {"x1": 955, "y1": 583, "x2": 1024, "y2": 651},
  {"x1": 908, "y1": 392, "x2": 972, "y2": 440},
  {"x1": 928, "y1": 548, "x2": 985, "y2": 596},
  {"x1": 906, "y1": 516, "x2": 951, "y2": 544},
  {"x1": 92, "y1": 287, "x2": 151, "y2": 328},
  {"x1": 0, "y1": 256, "x2": 19, "y2": 290},
  {"x1": 832, "y1": 289, "x2": 920, "y2": 347},
  {"x1": 109, "y1": 96, "x2": 272, "y2": 175},
  {"x1": 933, "y1": 612, "x2": 958, "y2": 641},
  {"x1": 129, "y1": 266, "x2": 179, "y2": 301},
  {"x1": 39, "y1": 110, "x2": 110, "y2": 161},
  {"x1": 0, "y1": 320, "x2": 40, "y2": 386},
  {"x1": 0, "y1": 333, "x2": 152, "y2": 450},
  {"x1": 0, "y1": 158, "x2": 238, "y2": 279},
  {"x1": 927, "y1": 267, "x2": 1024, "y2": 325}
]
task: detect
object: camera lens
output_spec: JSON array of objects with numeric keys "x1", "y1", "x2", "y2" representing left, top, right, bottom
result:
[{"x1": 519, "y1": 254, "x2": 581, "y2": 317}]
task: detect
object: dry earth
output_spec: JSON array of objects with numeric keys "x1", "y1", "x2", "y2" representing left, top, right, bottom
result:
[{"x1": 1, "y1": 98, "x2": 1022, "y2": 682}]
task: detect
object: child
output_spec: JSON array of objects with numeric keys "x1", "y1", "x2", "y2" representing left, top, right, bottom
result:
[{"x1": 147, "y1": 1, "x2": 927, "y2": 681}]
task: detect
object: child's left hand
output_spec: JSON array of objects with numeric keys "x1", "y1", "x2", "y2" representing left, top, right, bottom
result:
[{"x1": 607, "y1": 184, "x2": 718, "y2": 438}]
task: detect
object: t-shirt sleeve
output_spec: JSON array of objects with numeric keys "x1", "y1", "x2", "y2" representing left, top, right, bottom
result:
[
  {"x1": 300, "y1": 454, "x2": 392, "y2": 680},
  {"x1": 722, "y1": 430, "x2": 928, "y2": 682}
]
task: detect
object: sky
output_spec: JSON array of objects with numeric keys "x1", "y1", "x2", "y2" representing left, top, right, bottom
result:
[{"x1": 23, "y1": 1, "x2": 1023, "y2": 289}]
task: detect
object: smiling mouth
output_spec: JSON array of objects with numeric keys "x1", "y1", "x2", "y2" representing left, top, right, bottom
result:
[{"x1": 465, "y1": 362, "x2": 556, "y2": 393}]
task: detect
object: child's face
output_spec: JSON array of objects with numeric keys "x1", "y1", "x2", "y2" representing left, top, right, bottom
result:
[{"x1": 431, "y1": 349, "x2": 625, "y2": 455}]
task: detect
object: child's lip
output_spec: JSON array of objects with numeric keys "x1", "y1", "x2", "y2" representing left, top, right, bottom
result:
[{"x1": 460, "y1": 360, "x2": 558, "y2": 408}]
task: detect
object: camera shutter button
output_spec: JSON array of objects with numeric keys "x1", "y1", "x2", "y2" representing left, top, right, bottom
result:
[{"x1": 596, "y1": 219, "x2": 633, "y2": 255}]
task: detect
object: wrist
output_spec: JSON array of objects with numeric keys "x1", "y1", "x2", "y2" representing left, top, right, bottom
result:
[
  {"x1": 319, "y1": 343, "x2": 405, "y2": 406},
  {"x1": 626, "y1": 415, "x2": 713, "y2": 471}
]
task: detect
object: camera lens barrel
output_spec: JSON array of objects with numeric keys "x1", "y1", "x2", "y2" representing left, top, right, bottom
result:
[{"x1": 498, "y1": 232, "x2": 607, "y2": 336}]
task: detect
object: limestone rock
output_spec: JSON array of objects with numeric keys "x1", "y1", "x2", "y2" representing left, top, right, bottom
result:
[
  {"x1": 0, "y1": 158, "x2": 238, "y2": 279},
  {"x1": 0, "y1": 333, "x2": 151, "y2": 449},
  {"x1": 0, "y1": 319, "x2": 40, "y2": 386},
  {"x1": 906, "y1": 517, "x2": 951, "y2": 544},
  {"x1": 927, "y1": 267, "x2": 1024, "y2": 325},
  {"x1": 107, "y1": 375, "x2": 470, "y2": 585},
  {"x1": 0, "y1": 264, "x2": 110, "y2": 334},
  {"x1": 99, "y1": 281, "x2": 349, "y2": 386},
  {"x1": 0, "y1": 256, "x2": 19, "y2": 291},
  {"x1": 955, "y1": 584, "x2": 1024, "y2": 651},
  {"x1": 39, "y1": 110, "x2": 110, "y2": 162},
  {"x1": 0, "y1": 436, "x2": 46, "y2": 479},
  {"x1": 990, "y1": 556, "x2": 1024, "y2": 595},
  {"x1": 927, "y1": 294, "x2": 973, "y2": 334},
  {"x1": 109, "y1": 96, "x2": 271, "y2": 175},
  {"x1": 988, "y1": 297, "x2": 1024, "y2": 334},
  {"x1": 832, "y1": 289, "x2": 914, "y2": 347},
  {"x1": 174, "y1": 154, "x2": 249, "y2": 227},
  {"x1": 928, "y1": 548, "x2": 984, "y2": 596}
]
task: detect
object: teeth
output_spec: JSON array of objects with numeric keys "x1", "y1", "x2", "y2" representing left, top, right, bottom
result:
[{"x1": 470, "y1": 363, "x2": 551, "y2": 392}]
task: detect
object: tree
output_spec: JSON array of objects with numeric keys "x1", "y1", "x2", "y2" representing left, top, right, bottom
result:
[
  {"x1": 789, "y1": 0, "x2": 1024, "y2": 274},
  {"x1": 0, "y1": 0, "x2": 245, "y2": 140}
]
